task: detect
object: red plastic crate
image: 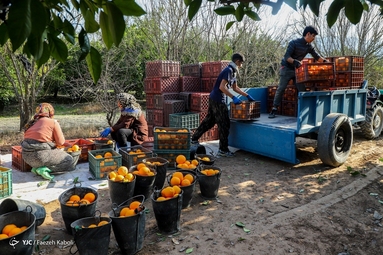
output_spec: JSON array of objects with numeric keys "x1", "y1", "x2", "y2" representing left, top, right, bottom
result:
[
  {"x1": 334, "y1": 72, "x2": 364, "y2": 88},
  {"x1": 181, "y1": 63, "x2": 201, "y2": 77},
  {"x1": 179, "y1": 92, "x2": 193, "y2": 111},
  {"x1": 180, "y1": 76, "x2": 201, "y2": 92},
  {"x1": 154, "y1": 93, "x2": 179, "y2": 110},
  {"x1": 145, "y1": 60, "x2": 180, "y2": 78},
  {"x1": 334, "y1": 56, "x2": 364, "y2": 72},
  {"x1": 153, "y1": 109, "x2": 164, "y2": 126},
  {"x1": 192, "y1": 125, "x2": 218, "y2": 142},
  {"x1": 295, "y1": 62, "x2": 335, "y2": 83},
  {"x1": 211, "y1": 60, "x2": 230, "y2": 77},
  {"x1": 283, "y1": 85, "x2": 298, "y2": 101},
  {"x1": 191, "y1": 111, "x2": 208, "y2": 124},
  {"x1": 267, "y1": 99, "x2": 282, "y2": 114},
  {"x1": 75, "y1": 139, "x2": 96, "y2": 163},
  {"x1": 230, "y1": 101, "x2": 261, "y2": 120},
  {"x1": 146, "y1": 109, "x2": 155, "y2": 125},
  {"x1": 201, "y1": 78, "x2": 214, "y2": 92},
  {"x1": 12, "y1": 146, "x2": 32, "y2": 172},
  {"x1": 163, "y1": 100, "x2": 186, "y2": 127},
  {"x1": 148, "y1": 125, "x2": 154, "y2": 138},
  {"x1": 282, "y1": 101, "x2": 298, "y2": 117},
  {"x1": 145, "y1": 93, "x2": 156, "y2": 109},
  {"x1": 144, "y1": 77, "x2": 180, "y2": 93},
  {"x1": 201, "y1": 62, "x2": 212, "y2": 78},
  {"x1": 190, "y1": 92, "x2": 210, "y2": 112}
]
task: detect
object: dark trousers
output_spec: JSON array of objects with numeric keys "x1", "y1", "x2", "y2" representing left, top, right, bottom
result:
[
  {"x1": 111, "y1": 128, "x2": 133, "y2": 147},
  {"x1": 191, "y1": 98, "x2": 230, "y2": 152},
  {"x1": 273, "y1": 66, "x2": 305, "y2": 108}
]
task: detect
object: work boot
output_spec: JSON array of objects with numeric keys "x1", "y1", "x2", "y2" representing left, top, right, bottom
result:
[
  {"x1": 35, "y1": 167, "x2": 54, "y2": 181},
  {"x1": 269, "y1": 108, "x2": 278, "y2": 118},
  {"x1": 31, "y1": 167, "x2": 38, "y2": 175}
]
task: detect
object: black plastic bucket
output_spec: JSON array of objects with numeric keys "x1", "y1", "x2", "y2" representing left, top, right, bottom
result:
[
  {"x1": 129, "y1": 165, "x2": 156, "y2": 201},
  {"x1": 70, "y1": 214, "x2": 112, "y2": 255},
  {"x1": 167, "y1": 170, "x2": 196, "y2": 209},
  {"x1": 108, "y1": 175, "x2": 136, "y2": 206},
  {"x1": 190, "y1": 144, "x2": 206, "y2": 160},
  {"x1": 0, "y1": 210, "x2": 36, "y2": 255},
  {"x1": 0, "y1": 198, "x2": 46, "y2": 227},
  {"x1": 108, "y1": 196, "x2": 146, "y2": 255},
  {"x1": 196, "y1": 166, "x2": 222, "y2": 199},
  {"x1": 58, "y1": 184, "x2": 98, "y2": 234},
  {"x1": 142, "y1": 157, "x2": 169, "y2": 190},
  {"x1": 195, "y1": 154, "x2": 215, "y2": 166},
  {"x1": 151, "y1": 189, "x2": 183, "y2": 234}
]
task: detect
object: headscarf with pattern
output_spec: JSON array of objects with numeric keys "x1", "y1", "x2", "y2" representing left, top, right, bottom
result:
[
  {"x1": 23, "y1": 103, "x2": 55, "y2": 131},
  {"x1": 117, "y1": 93, "x2": 142, "y2": 118}
]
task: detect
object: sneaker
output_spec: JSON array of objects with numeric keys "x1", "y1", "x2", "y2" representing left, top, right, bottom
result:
[
  {"x1": 217, "y1": 150, "x2": 235, "y2": 157},
  {"x1": 269, "y1": 108, "x2": 277, "y2": 118}
]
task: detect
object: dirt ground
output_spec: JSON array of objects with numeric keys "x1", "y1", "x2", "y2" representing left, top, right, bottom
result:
[{"x1": 23, "y1": 128, "x2": 383, "y2": 255}]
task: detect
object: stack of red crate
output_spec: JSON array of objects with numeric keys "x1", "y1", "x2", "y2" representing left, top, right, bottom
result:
[
  {"x1": 333, "y1": 56, "x2": 364, "y2": 89},
  {"x1": 144, "y1": 61, "x2": 181, "y2": 133}
]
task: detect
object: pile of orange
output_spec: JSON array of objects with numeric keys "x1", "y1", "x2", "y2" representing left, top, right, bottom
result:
[
  {"x1": 176, "y1": 155, "x2": 198, "y2": 170},
  {"x1": 156, "y1": 186, "x2": 182, "y2": 201},
  {"x1": 200, "y1": 168, "x2": 220, "y2": 176},
  {"x1": 170, "y1": 171, "x2": 194, "y2": 187},
  {"x1": 94, "y1": 151, "x2": 118, "y2": 176},
  {"x1": 83, "y1": 220, "x2": 109, "y2": 228},
  {"x1": 128, "y1": 148, "x2": 145, "y2": 155},
  {"x1": 65, "y1": 192, "x2": 96, "y2": 206},
  {"x1": 0, "y1": 224, "x2": 28, "y2": 239},
  {"x1": 108, "y1": 166, "x2": 135, "y2": 183},
  {"x1": 67, "y1": 144, "x2": 80, "y2": 153},
  {"x1": 95, "y1": 151, "x2": 113, "y2": 159},
  {"x1": 144, "y1": 161, "x2": 164, "y2": 167},
  {"x1": 119, "y1": 201, "x2": 142, "y2": 217},
  {"x1": 196, "y1": 155, "x2": 211, "y2": 162},
  {"x1": 131, "y1": 163, "x2": 155, "y2": 177}
]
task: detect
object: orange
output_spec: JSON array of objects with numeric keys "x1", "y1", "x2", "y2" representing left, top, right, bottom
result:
[
  {"x1": 0, "y1": 233, "x2": 9, "y2": 239},
  {"x1": 184, "y1": 174, "x2": 194, "y2": 183},
  {"x1": 123, "y1": 209, "x2": 136, "y2": 217},
  {"x1": 65, "y1": 201, "x2": 79, "y2": 207},
  {"x1": 176, "y1": 155, "x2": 186, "y2": 164},
  {"x1": 2, "y1": 224, "x2": 17, "y2": 235},
  {"x1": 20, "y1": 226, "x2": 27, "y2": 231},
  {"x1": 181, "y1": 179, "x2": 191, "y2": 186},
  {"x1": 107, "y1": 140, "x2": 113, "y2": 145},
  {"x1": 8, "y1": 227, "x2": 22, "y2": 237},
  {"x1": 147, "y1": 171, "x2": 155, "y2": 176},
  {"x1": 72, "y1": 145, "x2": 80, "y2": 152},
  {"x1": 132, "y1": 170, "x2": 140, "y2": 175},
  {"x1": 156, "y1": 197, "x2": 167, "y2": 201},
  {"x1": 104, "y1": 152, "x2": 113, "y2": 158},
  {"x1": 202, "y1": 157, "x2": 210, "y2": 162},
  {"x1": 84, "y1": 192, "x2": 96, "y2": 203},
  {"x1": 120, "y1": 207, "x2": 130, "y2": 217},
  {"x1": 95, "y1": 155, "x2": 103, "y2": 159},
  {"x1": 69, "y1": 194, "x2": 81, "y2": 202},
  {"x1": 172, "y1": 185, "x2": 181, "y2": 195},
  {"x1": 109, "y1": 171, "x2": 117, "y2": 180},
  {"x1": 214, "y1": 170, "x2": 220, "y2": 175},
  {"x1": 98, "y1": 221, "x2": 109, "y2": 226},
  {"x1": 88, "y1": 224, "x2": 97, "y2": 228},
  {"x1": 118, "y1": 166, "x2": 128, "y2": 176},
  {"x1": 67, "y1": 148, "x2": 73, "y2": 152},
  {"x1": 191, "y1": 159, "x2": 199, "y2": 166},
  {"x1": 115, "y1": 174, "x2": 125, "y2": 182},
  {"x1": 79, "y1": 199, "x2": 90, "y2": 205},
  {"x1": 129, "y1": 201, "x2": 141, "y2": 210},
  {"x1": 172, "y1": 172, "x2": 184, "y2": 182},
  {"x1": 161, "y1": 187, "x2": 174, "y2": 198},
  {"x1": 125, "y1": 173, "x2": 134, "y2": 182},
  {"x1": 138, "y1": 167, "x2": 151, "y2": 176},
  {"x1": 137, "y1": 163, "x2": 146, "y2": 170},
  {"x1": 170, "y1": 177, "x2": 181, "y2": 186}
]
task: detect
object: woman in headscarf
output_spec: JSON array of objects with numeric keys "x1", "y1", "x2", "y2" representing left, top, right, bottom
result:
[
  {"x1": 100, "y1": 93, "x2": 149, "y2": 148},
  {"x1": 21, "y1": 103, "x2": 74, "y2": 181}
]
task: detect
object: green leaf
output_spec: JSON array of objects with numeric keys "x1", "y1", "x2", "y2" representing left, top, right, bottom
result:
[
  {"x1": 284, "y1": 0, "x2": 298, "y2": 10},
  {"x1": 243, "y1": 227, "x2": 251, "y2": 233},
  {"x1": 48, "y1": 34, "x2": 68, "y2": 62},
  {"x1": 85, "y1": 9, "x2": 100, "y2": 33},
  {"x1": 8, "y1": 0, "x2": 32, "y2": 51},
  {"x1": 106, "y1": 2, "x2": 125, "y2": 47},
  {"x1": 42, "y1": 235, "x2": 51, "y2": 241},
  {"x1": 26, "y1": 32, "x2": 44, "y2": 60},
  {"x1": 100, "y1": 11, "x2": 113, "y2": 49},
  {"x1": 114, "y1": 0, "x2": 146, "y2": 16},
  {"x1": 327, "y1": 0, "x2": 346, "y2": 27},
  {"x1": 379, "y1": 200, "x2": 383, "y2": 204},
  {"x1": 78, "y1": 28, "x2": 90, "y2": 62},
  {"x1": 36, "y1": 42, "x2": 50, "y2": 68},
  {"x1": 52, "y1": 13, "x2": 63, "y2": 30},
  {"x1": 188, "y1": 0, "x2": 202, "y2": 20},
  {"x1": 235, "y1": 222, "x2": 245, "y2": 227},
  {"x1": 225, "y1": 21, "x2": 235, "y2": 31},
  {"x1": 70, "y1": 0, "x2": 80, "y2": 10},
  {"x1": 186, "y1": 247, "x2": 194, "y2": 253},
  {"x1": 308, "y1": 0, "x2": 325, "y2": 16},
  {"x1": 30, "y1": 0, "x2": 48, "y2": 36},
  {"x1": 244, "y1": 10, "x2": 260, "y2": 21},
  {"x1": 344, "y1": 0, "x2": 364, "y2": 24},
  {"x1": 214, "y1": 6, "x2": 235, "y2": 16},
  {"x1": 184, "y1": 0, "x2": 192, "y2": 6},
  {"x1": 0, "y1": 23, "x2": 9, "y2": 46},
  {"x1": 235, "y1": 3, "x2": 245, "y2": 22},
  {"x1": 86, "y1": 46, "x2": 102, "y2": 83},
  {"x1": 62, "y1": 19, "x2": 75, "y2": 44}
]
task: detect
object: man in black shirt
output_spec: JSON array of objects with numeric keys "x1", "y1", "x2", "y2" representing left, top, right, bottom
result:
[{"x1": 269, "y1": 25, "x2": 327, "y2": 118}]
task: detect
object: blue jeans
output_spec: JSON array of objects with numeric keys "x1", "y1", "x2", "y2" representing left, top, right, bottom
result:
[{"x1": 272, "y1": 67, "x2": 305, "y2": 108}]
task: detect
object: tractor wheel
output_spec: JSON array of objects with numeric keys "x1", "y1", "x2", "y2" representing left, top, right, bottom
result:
[
  {"x1": 360, "y1": 105, "x2": 383, "y2": 139},
  {"x1": 317, "y1": 113, "x2": 353, "y2": 167}
]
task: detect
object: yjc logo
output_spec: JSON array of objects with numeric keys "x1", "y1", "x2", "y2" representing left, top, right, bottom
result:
[{"x1": 9, "y1": 237, "x2": 19, "y2": 249}]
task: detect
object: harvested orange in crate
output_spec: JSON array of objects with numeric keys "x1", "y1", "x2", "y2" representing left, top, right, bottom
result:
[{"x1": 230, "y1": 101, "x2": 260, "y2": 120}]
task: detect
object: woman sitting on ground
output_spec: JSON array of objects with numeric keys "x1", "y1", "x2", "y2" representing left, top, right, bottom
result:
[
  {"x1": 100, "y1": 93, "x2": 148, "y2": 148},
  {"x1": 21, "y1": 103, "x2": 74, "y2": 181}
]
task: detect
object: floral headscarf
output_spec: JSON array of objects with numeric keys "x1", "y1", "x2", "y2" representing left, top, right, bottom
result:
[
  {"x1": 117, "y1": 93, "x2": 142, "y2": 118},
  {"x1": 23, "y1": 103, "x2": 55, "y2": 131}
]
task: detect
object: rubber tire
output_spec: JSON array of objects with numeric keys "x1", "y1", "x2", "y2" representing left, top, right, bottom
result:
[
  {"x1": 360, "y1": 105, "x2": 383, "y2": 139},
  {"x1": 317, "y1": 113, "x2": 353, "y2": 167}
]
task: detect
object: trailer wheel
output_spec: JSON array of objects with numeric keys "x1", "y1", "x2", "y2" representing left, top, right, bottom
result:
[
  {"x1": 317, "y1": 113, "x2": 353, "y2": 167},
  {"x1": 360, "y1": 105, "x2": 383, "y2": 139}
]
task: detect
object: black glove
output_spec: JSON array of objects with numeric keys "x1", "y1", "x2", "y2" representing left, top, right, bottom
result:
[{"x1": 293, "y1": 59, "x2": 302, "y2": 68}]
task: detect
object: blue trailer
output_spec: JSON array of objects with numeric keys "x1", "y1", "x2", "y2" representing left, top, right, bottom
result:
[{"x1": 228, "y1": 83, "x2": 383, "y2": 166}]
